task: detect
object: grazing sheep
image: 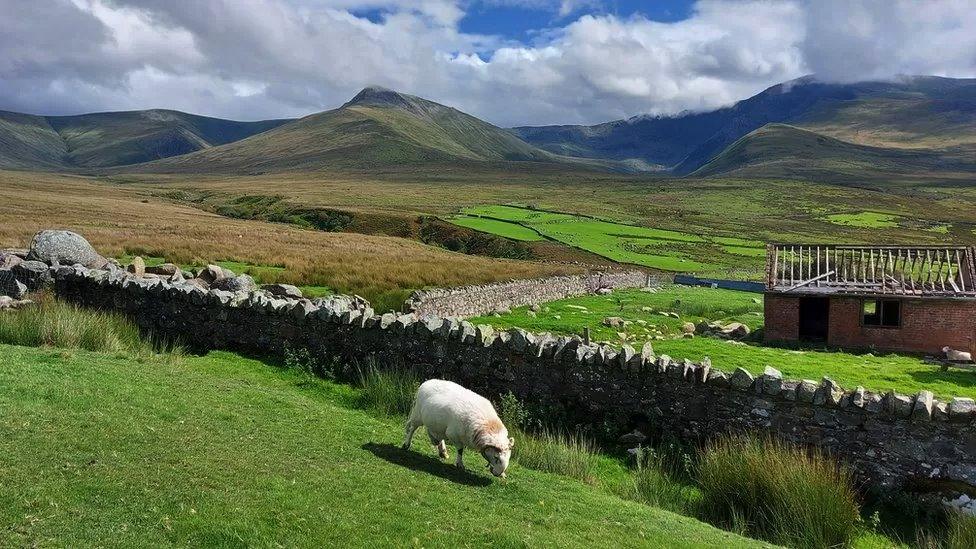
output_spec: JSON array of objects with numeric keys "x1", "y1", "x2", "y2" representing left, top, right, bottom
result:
[
  {"x1": 944, "y1": 346, "x2": 973, "y2": 363},
  {"x1": 402, "y1": 379, "x2": 514, "y2": 478}
]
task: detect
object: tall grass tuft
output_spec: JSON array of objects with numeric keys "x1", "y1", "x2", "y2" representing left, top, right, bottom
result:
[
  {"x1": 0, "y1": 298, "x2": 179, "y2": 356},
  {"x1": 623, "y1": 447, "x2": 700, "y2": 515},
  {"x1": 513, "y1": 428, "x2": 599, "y2": 484},
  {"x1": 354, "y1": 364, "x2": 420, "y2": 416},
  {"x1": 697, "y1": 435, "x2": 860, "y2": 549}
]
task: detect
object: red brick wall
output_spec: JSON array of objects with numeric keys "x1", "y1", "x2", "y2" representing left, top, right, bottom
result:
[
  {"x1": 764, "y1": 293, "x2": 799, "y2": 343},
  {"x1": 764, "y1": 293, "x2": 976, "y2": 354},
  {"x1": 827, "y1": 297, "x2": 976, "y2": 354}
]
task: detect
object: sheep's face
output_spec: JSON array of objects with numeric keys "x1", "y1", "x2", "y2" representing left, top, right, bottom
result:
[{"x1": 483, "y1": 440, "x2": 513, "y2": 478}]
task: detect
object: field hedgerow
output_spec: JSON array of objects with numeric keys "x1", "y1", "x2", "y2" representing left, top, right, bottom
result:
[{"x1": 696, "y1": 435, "x2": 860, "y2": 549}]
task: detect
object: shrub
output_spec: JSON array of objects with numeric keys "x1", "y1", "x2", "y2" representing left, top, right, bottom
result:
[
  {"x1": 354, "y1": 364, "x2": 419, "y2": 416},
  {"x1": 0, "y1": 298, "x2": 178, "y2": 356},
  {"x1": 514, "y1": 428, "x2": 598, "y2": 484},
  {"x1": 917, "y1": 512, "x2": 976, "y2": 549},
  {"x1": 696, "y1": 435, "x2": 860, "y2": 549}
]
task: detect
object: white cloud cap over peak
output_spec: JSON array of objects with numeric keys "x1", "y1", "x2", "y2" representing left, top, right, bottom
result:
[{"x1": 1, "y1": 0, "x2": 974, "y2": 126}]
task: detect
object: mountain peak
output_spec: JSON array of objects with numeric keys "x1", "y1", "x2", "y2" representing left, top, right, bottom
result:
[{"x1": 345, "y1": 86, "x2": 417, "y2": 110}]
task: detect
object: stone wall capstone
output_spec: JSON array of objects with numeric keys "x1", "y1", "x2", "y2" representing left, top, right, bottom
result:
[
  {"x1": 51, "y1": 265, "x2": 976, "y2": 492},
  {"x1": 406, "y1": 270, "x2": 663, "y2": 318}
]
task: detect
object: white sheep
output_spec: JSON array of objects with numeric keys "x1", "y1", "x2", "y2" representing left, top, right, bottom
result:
[
  {"x1": 944, "y1": 346, "x2": 973, "y2": 363},
  {"x1": 402, "y1": 379, "x2": 514, "y2": 478}
]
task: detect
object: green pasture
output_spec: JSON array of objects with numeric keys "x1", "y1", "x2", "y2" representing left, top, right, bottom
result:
[
  {"x1": 471, "y1": 287, "x2": 976, "y2": 401},
  {"x1": 452, "y1": 205, "x2": 766, "y2": 277},
  {"x1": 0, "y1": 344, "x2": 765, "y2": 548},
  {"x1": 823, "y1": 212, "x2": 900, "y2": 228}
]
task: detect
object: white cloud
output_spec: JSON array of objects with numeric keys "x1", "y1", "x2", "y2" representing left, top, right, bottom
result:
[{"x1": 1, "y1": 0, "x2": 975, "y2": 126}]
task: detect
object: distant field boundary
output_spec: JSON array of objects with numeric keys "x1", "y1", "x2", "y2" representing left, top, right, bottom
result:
[
  {"x1": 405, "y1": 270, "x2": 665, "y2": 318},
  {"x1": 674, "y1": 274, "x2": 764, "y2": 293}
]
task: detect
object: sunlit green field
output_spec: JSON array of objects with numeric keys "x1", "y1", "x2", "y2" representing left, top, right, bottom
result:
[
  {"x1": 453, "y1": 205, "x2": 766, "y2": 276},
  {"x1": 0, "y1": 344, "x2": 765, "y2": 548},
  {"x1": 471, "y1": 287, "x2": 976, "y2": 401},
  {"x1": 823, "y1": 211, "x2": 900, "y2": 228}
]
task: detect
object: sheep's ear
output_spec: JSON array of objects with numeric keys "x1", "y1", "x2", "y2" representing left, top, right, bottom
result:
[{"x1": 509, "y1": 437, "x2": 515, "y2": 449}]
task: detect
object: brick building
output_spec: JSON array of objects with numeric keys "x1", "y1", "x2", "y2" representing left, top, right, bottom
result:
[{"x1": 763, "y1": 244, "x2": 976, "y2": 355}]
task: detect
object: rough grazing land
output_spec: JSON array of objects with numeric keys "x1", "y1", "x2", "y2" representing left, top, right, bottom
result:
[
  {"x1": 52, "y1": 266, "x2": 976, "y2": 492},
  {"x1": 0, "y1": 345, "x2": 763, "y2": 548}
]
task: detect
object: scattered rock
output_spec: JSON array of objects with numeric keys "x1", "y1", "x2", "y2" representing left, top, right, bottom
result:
[
  {"x1": 618, "y1": 429, "x2": 647, "y2": 445},
  {"x1": 145, "y1": 263, "x2": 180, "y2": 276},
  {"x1": 212, "y1": 274, "x2": 257, "y2": 293},
  {"x1": 603, "y1": 316, "x2": 625, "y2": 328},
  {"x1": 566, "y1": 305, "x2": 588, "y2": 311},
  {"x1": 526, "y1": 310, "x2": 537, "y2": 318},
  {"x1": 530, "y1": 303, "x2": 541, "y2": 312},
  {"x1": 126, "y1": 256, "x2": 146, "y2": 277},
  {"x1": 197, "y1": 264, "x2": 226, "y2": 284},
  {"x1": 27, "y1": 230, "x2": 104, "y2": 267},
  {"x1": 0, "y1": 295, "x2": 32, "y2": 310},
  {"x1": 262, "y1": 283, "x2": 303, "y2": 299},
  {"x1": 595, "y1": 287, "x2": 613, "y2": 295}
]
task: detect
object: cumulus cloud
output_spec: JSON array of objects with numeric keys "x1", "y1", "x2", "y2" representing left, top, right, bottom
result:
[{"x1": 1, "y1": 0, "x2": 974, "y2": 126}]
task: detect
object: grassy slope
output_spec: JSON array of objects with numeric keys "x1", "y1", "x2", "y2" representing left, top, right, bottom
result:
[
  {"x1": 515, "y1": 76, "x2": 976, "y2": 178},
  {"x1": 0, "y1": 344, "x2": 765, "y2": 548},
  {"x1": 0, "y1": 111, "x2": 70, "y2": 170},
  {"x1": 0, "y1": 109, "x2": 289, "y2": 170},
  {"x1": 124, "y1": 89, "x2": 623, "y2": 174},
  {"x1": 471, "y1": 287, "x2": 976, "y2": 401},
  {"x1": 690, "y1": 124, "x2": 975, "y2": 181}
]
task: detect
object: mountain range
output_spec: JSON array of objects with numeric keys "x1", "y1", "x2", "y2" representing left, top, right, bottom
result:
[{"x1": 1, "y1": 76, "x2": 975, "y2": 181}]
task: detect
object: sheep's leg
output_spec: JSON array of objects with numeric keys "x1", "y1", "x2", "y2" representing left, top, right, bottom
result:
[
  {"x1": 436, "y1": 440, "x2": 449, "y2": 460},
  {"x1": 401, "y1": 420, "x2": 419, "y2": 450},
  {"x1": 454, "y1": 447, "x2": 465, "y2": 469}
]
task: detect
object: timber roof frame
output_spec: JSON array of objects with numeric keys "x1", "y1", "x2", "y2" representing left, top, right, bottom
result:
[{"x1": 765, "y1": 243, "x2": 976, "y2": 299}]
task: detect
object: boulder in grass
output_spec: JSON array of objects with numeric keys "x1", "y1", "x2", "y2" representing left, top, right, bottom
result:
[
  {"x1": 262, "y1": 283, "x2": 303, "y2": 299},
  {"x1": 27, "y1": 230, "x2": 104, "y2": 267},
  {"x1": 126, "y1": 256, "x2": 146, "y2": 277},
  {"x1": 211, "y1": 274, "x2": 257, "y2": 293},
  {"x1": 145, "y1": 263, "x2": 180, "y2": 276},
  {"x1": 197, "y1": 264, "x2": 226, "y2": 284}
]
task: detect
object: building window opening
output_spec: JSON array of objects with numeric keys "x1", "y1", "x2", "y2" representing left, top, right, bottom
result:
[{"x1": 863, "y1": 299, "x2": 901, "y2": 327}]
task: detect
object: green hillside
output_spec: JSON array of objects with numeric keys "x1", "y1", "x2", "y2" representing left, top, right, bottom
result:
[
  {"x1": 0, "y1": 111, "x2": 70, "y2": 170},
  {"x1": 690, "y1": 123, "x2": 976, "y2": 182},
  {"x1": 0, "y1": 344, "x2": 765, "y2": 548},
  {"x1": 515, "y1": 76, "x2": 976, "y2": 179},
  {"x1": 0, "y1": 109, "x2": 288, "y2": 170},
  {"x1": 127, "y1": 87, "x2": 623, "y2": 174}
]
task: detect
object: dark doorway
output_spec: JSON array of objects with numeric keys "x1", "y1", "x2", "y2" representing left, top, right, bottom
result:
[{"x1": 799, "y1": 297, "x2": 830, "y2": 342}]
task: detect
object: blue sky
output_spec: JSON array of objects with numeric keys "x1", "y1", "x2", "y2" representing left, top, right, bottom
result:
[
  {"x1": 459, "y1": 1, "x2": 694, "y2": 41},
  {"x1": 4, "y1": 1, "x2": 976, "y2": 125}
]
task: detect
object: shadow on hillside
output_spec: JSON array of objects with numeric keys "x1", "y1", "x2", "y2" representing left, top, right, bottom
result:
[{"x1": 362, "y1": 442, "x2": 492, "y2": 487}]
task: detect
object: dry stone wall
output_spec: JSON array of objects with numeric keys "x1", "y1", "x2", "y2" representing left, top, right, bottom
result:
[
  {"x1": 51, "y1": 265, "x2": 976, "y2": 492},
  {"x1": 405, "y1": 270, "x2": 662, "y2": 318}
]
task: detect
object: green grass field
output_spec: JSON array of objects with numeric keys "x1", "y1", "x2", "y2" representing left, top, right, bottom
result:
[
  {"x1": 0, "y1": 344, "x2": 766, "y2": 548},
  {"x1": 471, "y1": 287, "x2": 976, "y2": 401},
  {"x1": 454, "y1": 205, "x2": 766, "y2": 276},
  {"x1": 823, "y1": 212, "x2": 900, "y2": 228}
]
